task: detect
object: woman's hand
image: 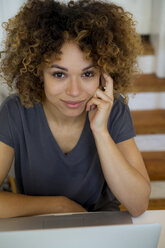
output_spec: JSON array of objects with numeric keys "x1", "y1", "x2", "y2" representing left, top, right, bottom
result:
[{"x1": 86, "y1": 73, "x2": 114, "y2": 133}]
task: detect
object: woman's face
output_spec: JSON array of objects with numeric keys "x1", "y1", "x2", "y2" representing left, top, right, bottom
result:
[{"x1": 43, "y1": 41, "x2": 100, "y2": 117}]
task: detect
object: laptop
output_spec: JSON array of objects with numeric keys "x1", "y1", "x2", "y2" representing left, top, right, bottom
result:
[{"x1": 0, "y1": 211, "x2": 161, "y2": 248}]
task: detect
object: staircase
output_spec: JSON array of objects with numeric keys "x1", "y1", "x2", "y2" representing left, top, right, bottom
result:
[
  {"x1": 120, "y1": 35, "x2": 165, "y2": 211},
  {"x1": 130, "y1": 39, "x2": 165, "y2": 210}
]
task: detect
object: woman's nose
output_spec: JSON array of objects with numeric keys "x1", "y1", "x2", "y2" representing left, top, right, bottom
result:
[{"x1": 66, "y1": 78, "x2": 81, "y2": 96}]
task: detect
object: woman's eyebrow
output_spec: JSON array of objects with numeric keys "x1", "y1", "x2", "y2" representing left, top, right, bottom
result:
[
  {"x1": 82, "y1": 65, "x2": 96, "y2": 71},
  {"x1": 50, "y1": 64, "x2": 96, "y2": 71},
  {"x1": 50, "y1": 65, "x2": 68, "y2": 71}
]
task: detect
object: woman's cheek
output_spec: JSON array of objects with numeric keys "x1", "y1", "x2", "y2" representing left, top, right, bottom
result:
[{"x1": 83, "y1": 79, "x2": 99, "y2": 95}]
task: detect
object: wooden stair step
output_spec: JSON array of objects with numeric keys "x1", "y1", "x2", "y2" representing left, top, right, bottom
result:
[
  {"x1": 142, "y1": 41, "x2": 154, "y2": 55},
  {"x1": 120, "y1": 199, "x2": 165, "y2": 211},
  {"x1": 147, "y1": 199, "x2": 165, "y2": 210},
  {"x1": 131, "y1": 74, "x2": 165, "y2": 93},
  {"x1": 142, "y1": 152, "x2": 165, "y2": 181},
  {"x1": 141, "y1": 36, "x2": 154, "y2": 56},
  {"x1": 131, "y1": 109, "x2": 165, "y2": 134}
]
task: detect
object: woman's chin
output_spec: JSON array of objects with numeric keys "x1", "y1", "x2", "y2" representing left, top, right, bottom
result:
[{"x1": 62, "y1": 106, "x2": 86, "y2": 117}]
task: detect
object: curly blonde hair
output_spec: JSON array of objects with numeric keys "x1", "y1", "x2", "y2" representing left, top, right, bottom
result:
[{"x1": 0, "y1": 0, "x2": 143, "y2": 107}]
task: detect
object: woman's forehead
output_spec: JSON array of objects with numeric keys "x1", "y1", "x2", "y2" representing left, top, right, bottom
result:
[{"x1": 49, "y1": 41, "x2": 93, "y2": 66}]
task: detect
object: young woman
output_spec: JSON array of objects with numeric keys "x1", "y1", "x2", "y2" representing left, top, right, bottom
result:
[{"x1": 0, "y1": 0, "x2": 150, "y2": 218}]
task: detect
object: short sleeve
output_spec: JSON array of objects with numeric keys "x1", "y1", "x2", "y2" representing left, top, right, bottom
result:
[
  {"x1": 0, "y1": 100, "x2": 14, "y2": 148},
  {"x1": 108, "y1": 96, "x2": 136, "y2": 144}
]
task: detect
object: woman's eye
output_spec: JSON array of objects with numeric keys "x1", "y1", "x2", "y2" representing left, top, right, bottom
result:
[
  {"x1": 82, "y1": 71, "x2": 95, "y2": 78},
  {"x1": 52, "y1": 72, "x2": 65, "y2": 78}
]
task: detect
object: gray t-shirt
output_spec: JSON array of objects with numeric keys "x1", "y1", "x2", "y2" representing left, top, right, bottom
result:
[{"x1": 0, "y1": 94, "x2": 136, "y2": 211}]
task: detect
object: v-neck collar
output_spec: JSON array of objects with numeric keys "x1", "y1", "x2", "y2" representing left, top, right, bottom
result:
[{"x1": 40, "y1": 104, "x2": 90, "y2": 162}]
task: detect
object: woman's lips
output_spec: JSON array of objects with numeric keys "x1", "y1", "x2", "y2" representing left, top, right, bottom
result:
[{"x1": 61, "y1": 100, "x2": 85, "y2": 109}]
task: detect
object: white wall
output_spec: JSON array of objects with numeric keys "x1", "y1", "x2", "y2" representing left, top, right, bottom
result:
[
  {"x1": 0, "y1": 0, "x2": 27, "y2": 103},
  {"x1": 151, "y1": 0, "x2": 165, "y2": 78},
  {"x1": 108, "y1": 0, "x2": 152, "y2": 35},
  {"x1": 0, "y1": 0, "x2": 27, "y2": 43},
  {"x1": 0, "y1": 0, "x2": 153, "y2": 37}
]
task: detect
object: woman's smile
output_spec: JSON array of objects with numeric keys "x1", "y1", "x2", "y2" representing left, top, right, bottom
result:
[{"x1": 60, "y1": 99, "x2": 86, "y2": 109}]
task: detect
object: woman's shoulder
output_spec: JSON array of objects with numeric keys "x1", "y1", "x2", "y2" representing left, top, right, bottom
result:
[
  {"x1": 109, "y1": 93, "x2": 131, "y2": 122},
  {"x1": 108, "y1": 94, "x2": 135, "y2": 143},
  {"x1": 0, "y1": 94, "x2": 39, "y2": 112},
  {"x1": 0, "y1": 94, "x2": 25, "y2": 125},
  {"x1": 113, "y1": 93, "x2": 128, "y2": 110},
  {"x1": 114, "y1": 92, "x2": 126, "y2": 101},
  {"x1": 0, "y1": 94, "x2": 40, "y2": 120},
  {"x1": 0, "y1": 94, "x2": 21, "y2": 110},
  {"x1": 0, "y1": 93, "x2": 42, "y2": 133}
]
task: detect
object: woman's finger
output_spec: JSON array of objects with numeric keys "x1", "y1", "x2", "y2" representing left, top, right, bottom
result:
[
  {"x1": 86, "y1": 97, "x2": 111, "y2": 111},
  {"x1": 94, "y1": 88, "x2": 113, "y2": 102}
]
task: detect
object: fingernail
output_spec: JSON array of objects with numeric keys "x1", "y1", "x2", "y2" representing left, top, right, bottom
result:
[{"x1": 90, "y1": 104, "x2": 96, "y2": 111}]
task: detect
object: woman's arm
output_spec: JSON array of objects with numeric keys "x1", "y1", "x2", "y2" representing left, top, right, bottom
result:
[
  {"x1": 93, "y1": 132, "x2": 151, "y2": 217},
  {"x1": 86, "y1": 73, "x2": 150, "y2": 217},
  {"x1": 0, "y1": 142, "x2": 87, "y2": 218},
  {"x1": 0, "y1": 192, "x2": 87, "y2": 218}
]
